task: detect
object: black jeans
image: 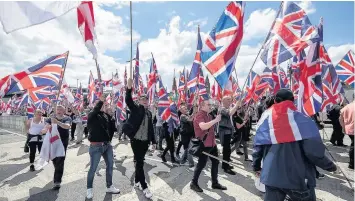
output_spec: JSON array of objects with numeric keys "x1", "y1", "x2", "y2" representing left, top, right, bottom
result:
[
  {"x1": 71, "y1": 123, "x2": 77, "y2": 139},
  {"x1": 330, "y1": 125, "x2": 344, "y2": 145},
  {"x1": 162, "y1": 134, "x2": 175, "y2": 162},
  {"x1": 349, "y1": 135, "x2": 354, "y2": 165},
  {"x1": 84, "y1": 127, "x2": 88, "y2": 137},
  {"x1": 176, "y1": 140, "x2": 183, "y2": 156},
  {"x1": 29, "y1": 141, "x2": 42, "y2": 163},
  {"x1": 131, "y1": 139, "x2": 149, "y2": 190},
  {"x1": 264, "y1": 185, "x2": 316, "y2": 201},
  {"x1": 192, "y1": 146, "x2": 219, "y2": 185},
  {"x1": 52, "y1": 137, "x2": 68, "y2": 184},
  {"x1": 222, "y1": 134, "x2": 232, "y2": 169}
]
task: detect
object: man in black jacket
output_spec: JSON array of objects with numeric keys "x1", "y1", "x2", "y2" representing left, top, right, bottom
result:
[
  {"x1": 86, "y1": 95, "x2": 120, "y2": 199},
  {"x1": 123, "y1": 78, "x2": 156, "y2": 199},
  {"x1": 327, "y1": 104, "x2": 346, "y2": 146}
]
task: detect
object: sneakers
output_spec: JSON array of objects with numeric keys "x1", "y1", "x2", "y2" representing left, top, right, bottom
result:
[
  {"x1": 107, "y1": 186, "x2": 120, "y2": 194},
  {"x1": 52, "y1": 183, "x2": 61, "y2": 190},
  {"x1": 316, "y1": 173, "x2": 325, "y2": 179},
  {"x1": 161, "y1": 155, "x2": 167, "y2": 163},
  {"x1": 86, "y1": 188, "x2": 93, "y2": 199},
  {"x1": 134, "y1": 182, "x2": 143, "y2": 191},
  {"x1": 143, "y1": 188, "x2": 153, "y2": 199},
  {"x1": 190, "y1": 182, "x2": 203, "y2": 192},
  {"x1": 29, "y1": 164, "x2": 35, "y2": 172}
]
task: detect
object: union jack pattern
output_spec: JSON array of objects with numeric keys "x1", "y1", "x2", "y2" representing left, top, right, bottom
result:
[
  {"x1": 88, "y1": 71, "x2": 97, "y2": 106},
  {"x1": 244, "y1": 71, "x2": 261, "y2": 103},
  {"x1": 187, "y1": 26, "x2": 203, "y2": 93},
  {"x1": 147, "y1": 54, "x2": 159, "y2": 105},
  {"x1": 261, "y1": 2, "x2": 319, "y2": 68},
  {"x1": 201, "y1": 1, "x2": 244, "y2": 89},
  {"x1": 157, "y1": 79, "x2": 178, "y2": 133},
  {"x1": 335, "y1": 50, "x2": 355, "y2": 88},
  {"x1": 4, "y1": 52, "x2": 68, "y2": 95}
]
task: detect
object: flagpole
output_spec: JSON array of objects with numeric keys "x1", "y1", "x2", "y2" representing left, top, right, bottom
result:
[
  {"x1": 94, "y1": 58, "x2": 103, "y2": 95},
  {"x1": 130, "y1": 1, "x2": 133, "y2": 79},
  {"x1": 56, "y1": 51, "x2": 70, "y2": 103},
  {"x1": 239, "y1": 1, "x2": 284, "y2": 99}
]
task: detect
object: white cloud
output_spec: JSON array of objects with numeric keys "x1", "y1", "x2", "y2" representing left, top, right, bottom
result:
[
  {"x1": 297, "y1": 1, "x2": 316, "y2": 15},
  {"x1": 166, "y1": 10, "x2": 176, "y2": 16},
  {"x1": 0, "y1": 3, "x2": 140, "y2": 88},
  {"x1": 327, "y1": 44, "x2": 355, "y2": 65},
  {"x1": 244, "y1": 8, "x2": 276, "y2": 41},
  {"x1": 97, "y1": 1, "x2": 130, "y2": 10},
  {"x1": 186, "y1": 17, "x2": 208, "y2": 28}
]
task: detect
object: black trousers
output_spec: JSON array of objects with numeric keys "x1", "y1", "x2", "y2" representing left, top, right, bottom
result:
[
  {"x1": 192, "y1": 146, "x2": 219, "y2": 185},
  {"x1": 349, "y1": 135, "x2": 354, "y2": 165},
  {"x1": 330, "y1": 125, "x2": 344, "y2": 145},
  {"x1": 180, "y1": 136, "x2": 192, "y2": 162},
  {"x1": 176, "y1": 140, "x2": 183, "y2": 155},
  {"x1": 29, "y1": 141, "x2": 42, "y2": 163},
  {"x1": 131, "y1": 139, "x2": 149, "y2": 190},
  {"x1": 84, "y1": 127, "x2": 88, "y2": 137},
  {"x1": 222, "y1": 134, "x2": 232, "y2": 169},
  {"x1": 162, "y1": 134, "x2": 175, "y2": 162},
  {"x1": 52, "y1": 138, "x2": 68, "y2": 184},
  {"x1": 71, "y1": 123, "x2": 77, "y2": 139}
]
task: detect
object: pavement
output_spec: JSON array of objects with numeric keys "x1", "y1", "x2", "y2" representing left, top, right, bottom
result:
[{"x1": 0, "y1": 125, "x2": 353, "y2": 201}]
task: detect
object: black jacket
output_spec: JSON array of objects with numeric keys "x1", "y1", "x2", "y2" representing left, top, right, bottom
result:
[
  {"x1": 87, "y1": 101, "x2": 114, "y2": 142},
  {"x1": 125, "y1": 88, "x2": 156, "y2": 144}
]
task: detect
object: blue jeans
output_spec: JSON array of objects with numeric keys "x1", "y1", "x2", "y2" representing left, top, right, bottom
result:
[
  {"x1": 87, "y1": 143, "x2": 114, "y2": 189},
  {"x1": 264, "y1": 185, "x2": 316, "y2": 201}
]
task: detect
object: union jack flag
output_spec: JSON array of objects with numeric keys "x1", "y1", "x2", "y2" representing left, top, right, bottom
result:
[
  {"x1": 260, "y1": 67, "x2": 274, "y2": 91},
  {"x1": 75, "y1": 83, "x2": 83, "y2": 101},
  {"x1": 116, "y1": 89, "x2": 126, "y2": 122},
  {"x1": 177, "y1": 68, "x2": 187, "y2": 106},
  {"x1": 147, "y1": 54, "x2": 159, "y2": 105},
  {"x1": 124, "y1": 66, "x2": 128, "y2": 87},
  {"x1": 211, "y1": 80, "x2": 222, "y2": 102},
  {"x1": 201, "y1": 1, "x2": 244, "y2": 89},
  {"x1": 35, "y1": 97, "x2": 51, "y2": 112},
  {"x1": 134, "y1": 43, "x2": 142, "y2": 94},
  {"x1": 187, "y1": 26, "x2": 203, "y2": 93},
  {"x1": 297, "y1": 41, "x2": 323, "y2": 116},
  {"x1": 244, "y1": 71, "x2": 261, "y2": 103},
  {"x1": 27, "y1": 99, "x2": 36, "y2": 119},
  {"x1": 261, "y1": 2, "x2": 319, "y2": 68},
  {"x1": 2, "y1": 52, "x2": 68, "y2": 96},
  {"x1": 157, "y1": 79, "x2": 178, "y2": 133},
  {"x1": 291, "y1": 50, "x2": 306, "y2": 99},
  {"x1": 279, "y1": 67, "x2": 289, "y2": 88},
  {"x1": 88, "y1": 71, "x2": 97, "y2": 106},
  {"x1": 197, "y1": 67, "x2": 209, "y2": 101},
  {"x1": 335, "y1": 50, "x2": 355, "y2": 88},
  {"x1": 18, "y1": 86, "x2": 56, "y2": 108}
]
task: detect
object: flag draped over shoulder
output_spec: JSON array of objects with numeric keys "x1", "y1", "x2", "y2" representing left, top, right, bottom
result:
[
  {"x1": 35, "y1": 124, "x2": 65, "y2": 170},
  {"x1": 0, "y1": 1, "x2": 80, "y2": 33},
  {"x1": 254, "y1": 101, "x2": 320, "y2": 146}
]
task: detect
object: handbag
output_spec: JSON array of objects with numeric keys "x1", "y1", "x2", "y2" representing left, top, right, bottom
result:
[{"x1": 188, "y1": 132, "x2": 208, "y2": 157}]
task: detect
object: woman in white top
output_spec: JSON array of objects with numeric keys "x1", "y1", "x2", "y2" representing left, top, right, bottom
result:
[{"x1": 26, "y1": 109, "x2": 47, "y2": 171}]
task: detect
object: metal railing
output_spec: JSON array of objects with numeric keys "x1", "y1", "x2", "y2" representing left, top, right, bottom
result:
[{"x1": 0, "y1": 115, "x2": 27, "y2": 134}]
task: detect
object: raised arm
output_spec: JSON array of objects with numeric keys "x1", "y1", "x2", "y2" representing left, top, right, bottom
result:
[
  {"x1": 88, "y1": 95, "x2": 105, "y2": 121},
  {"x1": 198, "y1": 114, "x2": 221, "y2": 131},
  {"x1": 125, "y1": 78, "x2": 137, "y2": 111}
]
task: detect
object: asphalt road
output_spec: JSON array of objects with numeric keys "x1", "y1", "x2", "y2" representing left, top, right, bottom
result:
[{"x1": 0, "y1": 126, "x2": 353, "y2": 201}]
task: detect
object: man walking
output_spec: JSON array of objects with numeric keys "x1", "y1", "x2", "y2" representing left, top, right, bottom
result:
[
  {"x1": 340, "y1": 100, "x2": 355, "y2": 169},
  {"x1": 190, "y1": 99, "x2": 227, "y2": 193},
  {"x1": 44, "y1": 105, "x2": 72, "y2": 190},
  {"x1": 219, "y1": 96, "x2": 238, "y2": 175},
  {"x1": 252, "y1": 89, "x2": 337, "y2": 201},
  {"x1": 327, "y1": 104, "x2": 346, "y2": 146},
  {"x1": 123, "y1": 78, "x2": 156, "y2": 199},
  {"x1": 86, "y1": 95, "x2": 120, "y2": 199}
]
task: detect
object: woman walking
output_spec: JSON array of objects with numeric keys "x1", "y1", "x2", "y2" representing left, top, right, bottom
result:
[{"x1": 25, "y1": 109, "x2": 46, "y2": 171}]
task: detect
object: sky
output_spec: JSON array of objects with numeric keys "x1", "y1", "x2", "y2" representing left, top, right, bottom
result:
[{"x1": 0, "y1": 1, "x2": 354, "y2": 91}]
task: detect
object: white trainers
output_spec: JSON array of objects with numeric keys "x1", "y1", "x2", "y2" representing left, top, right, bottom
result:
[
  {"x1": 107, "y1": 185, "x2": 120, "y2": 194},
  {"x1": 143, "y1": 188, "x2": 153, "y2": 199},
  {"x1": 134, "y1": 182, "x2": 143, "y2": 190},
  {"x1": 86, "y1": 188, "x2": 93, "y2": 199}
]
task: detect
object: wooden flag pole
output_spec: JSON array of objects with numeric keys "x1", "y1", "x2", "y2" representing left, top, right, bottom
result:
[
  {"x1": 56, "y1": 51, "x2": 70, "y2": 103},
  {"x1": 130, "y1": 1, "x2": 133, "y2": 79},
  {"x1": 239, "y1": 1, "x2": 284, "y2": 99},
  {"x1": 94, "y1": 58, "x2": 103, "y2": 94}
]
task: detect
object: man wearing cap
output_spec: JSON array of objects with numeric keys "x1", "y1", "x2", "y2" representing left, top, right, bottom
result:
[
  {"x1": 252, "y1": 89, "x2": 336, "y2": 201},
  {"x1": 218, "y1": 96, "x2": 238, "y2": 175},
  {"x1": 123, "y1": 78, "x2": 156, "y2": 199}
]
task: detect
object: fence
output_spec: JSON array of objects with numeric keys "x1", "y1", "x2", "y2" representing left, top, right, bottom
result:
[{"x1": 0, "y1": 115, "x2": 27, "y2": 134}]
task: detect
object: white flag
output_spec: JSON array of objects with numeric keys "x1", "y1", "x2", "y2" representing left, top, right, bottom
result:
[{"x1": 0, "y1": 1, "x2": 80, "y2": 33}]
